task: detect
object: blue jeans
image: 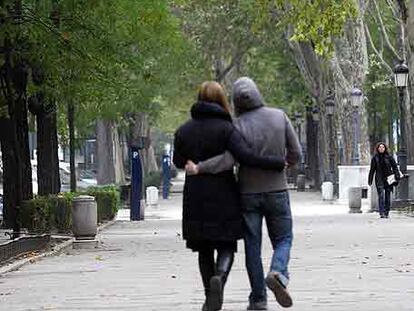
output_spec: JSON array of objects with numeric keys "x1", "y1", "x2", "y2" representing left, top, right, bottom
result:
[
  {"x1": 242, "y1": 191, "x2": 293, "y2": 303},
  {"x1": 377, "y1": 186, "x2": 391, "y2": 216}
]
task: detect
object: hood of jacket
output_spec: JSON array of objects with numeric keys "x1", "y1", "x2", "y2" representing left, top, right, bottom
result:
[{"x1": 232, "y1": 77, "x2": 264, "y2": 116}]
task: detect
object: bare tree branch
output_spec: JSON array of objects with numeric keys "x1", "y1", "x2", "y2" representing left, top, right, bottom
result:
[
  {"x1": 364, "y1": 24, "x2": 393, "y2": 73},
  {"x1": 216, "y1": 44, "x2": 251, "y2": 82},
  {"x1": 285, "y1": 26, "x2": 324, "y2": 97},
  {"x1": 396, "y1": 0, "x2": 408, "y2": 23},
  {"x1": 385, "y1": 0, "x2": 399, "y2": 18},
  {"x1": 372, "y1": 0, "x2": 401, "y2": 60},
  {"x1": 329, "y1": 55, "x2": 352, "y2": 91}
]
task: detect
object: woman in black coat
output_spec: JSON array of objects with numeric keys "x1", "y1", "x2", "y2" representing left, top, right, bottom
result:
[
  {"x1": 173, "y1": 81, "x2": 285, "y2": 311},
  {"x1": 368, "y1": 142, "x2": 400, "y2": 218}
]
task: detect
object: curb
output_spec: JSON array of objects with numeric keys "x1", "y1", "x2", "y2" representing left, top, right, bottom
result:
[
  {"x1": 0, "y1": 219, "x2": 118, "y2": 275},
  {"x1": 0, "y1": 237, "x2": 74, "y2": 275},
  {"x1": 98, "y1": 219, "x2": 117, "y2": 233}
]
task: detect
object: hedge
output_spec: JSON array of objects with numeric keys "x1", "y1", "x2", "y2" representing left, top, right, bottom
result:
[
  {"x1": 83, "y1": 185, "x2": 120, "y2": 222},
  {"x1": 20, "y1": 194, "x2": 72, "y2": 233},
  {"x1": 20, "y1": 186, "x2": 120, "y2": 233}
]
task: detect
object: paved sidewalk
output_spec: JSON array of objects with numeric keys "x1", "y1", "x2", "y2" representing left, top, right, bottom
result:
[{"x1": 0, "y1": 191, "x2": 413, "y2": 311}]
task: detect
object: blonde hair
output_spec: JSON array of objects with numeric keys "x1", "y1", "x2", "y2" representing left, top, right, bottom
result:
[{"x1": 198, "y1": 81, "x2": 231, "y2": 113}]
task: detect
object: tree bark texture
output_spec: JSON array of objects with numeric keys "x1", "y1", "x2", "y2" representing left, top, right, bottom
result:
[
  {"x1": 68, "y1": 101, "x2": 76, "y2": 192},
  {"x1": 33, "y1": 0, "x2": 61, "y2": 195},
  {"x1": 0, "y1": 119, "x2": 21, "y2": 229},
  {"x1": 331, "y1": 1, "x2": 370, "y2": 165},
  {"x1": 0, "y1": 34, "x2": 32, "y2": 230},
  {"x1": 36, "y1": 109, "x2": 61, "y2": 195},
  {"x1": 286, "y1": 35, "x2": 330, "y2": 188},
  {"x1": 403, "y1": 1, "x2": 414, "y2": 164},
  {"x1": 96, "y1": 120, "x2": 115, "y2": 185},
  {"x1": 96, "y1": 119, "x2": 125, "y2": 185},
  {"x1": 29, "y1": 65, "x2": 61, "y2": 196},
  {"x1": 129, "y1": 113, "x2": 154, "y2": 175},
  {"x1": 11, "y1": 0, "x2": 32, "y2": 202},
  {"x1": 286, "y1": 1, "x2": 371, "y2": 191}
]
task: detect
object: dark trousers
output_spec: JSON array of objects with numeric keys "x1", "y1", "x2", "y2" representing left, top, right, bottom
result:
[
  {"x1": 242, "y1": 190, "x2": 293, "y2": 303},
  {"x1": 377, "y1": 186, "x2": 391, "y2": 216}
]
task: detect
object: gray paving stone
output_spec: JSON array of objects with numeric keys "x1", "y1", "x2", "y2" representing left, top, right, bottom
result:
[{"x1": 0, "y1": 192, "x2": 413, "y2": 310}]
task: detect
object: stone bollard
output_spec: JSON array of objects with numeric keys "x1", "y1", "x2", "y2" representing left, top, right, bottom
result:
[
  {"x1": 146, "y1": 186, "x2": 159, "y2": 207},
  {"x1": 296, "y1": 174, "x2": 306, "y2": 192},
  {"x1": 72, "y1": 195, "x2": 98, "y2": 248},
  {"x1": 348, "y1": 187, "x2": 362, "y2": 213},
  {"x1": 322, "y1": 182, "x2": 334, "y2": 201}
]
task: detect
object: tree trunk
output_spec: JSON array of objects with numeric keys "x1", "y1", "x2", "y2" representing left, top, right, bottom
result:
[
  {"x1": 120, "y1": 132, "x2": 130, "y2": 175},
  {"x1": 331, "y1": 3, "x2": 369, "y2": 164},
  {"x1": 305, "y1": 107, "x2": 318, "y2": 187},
  {"x1": 29, "y1": 64, "x2": 61, "y2": 196},
  {"x1": 286, "y1": 36, "x2": 330, "y2": 188},
  {"x1": 0, "y1": 36, "x2": 32, "y2": 234},
  {"x1": 33, "y1": 0, "x2": 61, "y2": 196},
  {"x1": 146, "y1": 145, "x2": 159, "y2": 173},
  {"x1": 129, "y1": 113, "x2": 152, "y2": 174},
  {"x1": 113, "y1": 123, "x2": 125, "y2": 184},
  {"x1": 96, "y1": 120, "x2": 125, "y2": 185},
  {"x1": 0, "y1": 119, "x2": 21, "y2": 230},
  {"x1": 14, "y1": 94, "x2": 33, "y2": 199},
  {"x1": 96, "y1": 120, "x2": 115, "y2": 185},
  {"x1": 68, "y1": 101, "x2": 76, "y2": 192},
  {"x1": 403, "y1": 0, "x2": 414, "y2": 164},
  {"x1": 36, "y1": 109, "x2": 61, "y2": 195},
  {"x1": 287, "y1": 1, "x2": 369, "y2": 190},
  {"x1": 10, "y1": 0, "x2": 32, "y2": 203}
]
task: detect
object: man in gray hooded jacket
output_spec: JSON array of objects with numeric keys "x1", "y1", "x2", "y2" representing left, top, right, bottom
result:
[{"x1": 186, "y1": 77, "x2": 301, "y2": 310}]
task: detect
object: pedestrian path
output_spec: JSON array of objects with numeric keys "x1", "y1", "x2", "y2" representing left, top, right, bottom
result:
[
  {"x1": 0, "y1": 192, "x2": 413, "y2": 310},
  {"x1": 117, "y1": 190, "x2": 368, "y2": 222}
]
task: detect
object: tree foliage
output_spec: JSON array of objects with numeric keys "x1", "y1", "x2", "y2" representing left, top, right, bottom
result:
[
  {"x1": 0, "y1": 0, "x2": 204, "y2": 137},
  {"x1": 253, "y1": 0, "x2": 358, "y2": 56}
]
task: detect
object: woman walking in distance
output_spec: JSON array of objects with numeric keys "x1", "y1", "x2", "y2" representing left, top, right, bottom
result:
[{"x1": 368, "y1": 142, "x2": 400, "y2": 218}]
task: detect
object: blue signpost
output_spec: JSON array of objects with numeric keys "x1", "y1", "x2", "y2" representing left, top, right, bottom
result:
[
  {"x1": 130, "y1": 147, "x2": 143, "y2": 221},
  {"x1": 162, "y1": 153, "x2": 171, "y2": 199}
]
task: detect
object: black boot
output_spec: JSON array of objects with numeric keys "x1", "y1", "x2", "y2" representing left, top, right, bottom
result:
[
  {"x1": 208, "y1": 250, "x2": 234, "y2": 311},
  {"x1": 216, "y1": 249, "x2": 234, "y2": 285},
  {"x1": 199, "y1": 249, "x2": 215, "y2": 310}
]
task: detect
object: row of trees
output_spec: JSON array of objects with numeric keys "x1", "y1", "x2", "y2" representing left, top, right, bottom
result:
[
  {"x1": 174, "y1": 0, "x2": 414, "y2": 186},
  {"x1": 1, "y1": 1, "x2": 414, "y2": 229},
  {"x1": 0, "y1": 0, "x2": 203, "y2": 230}
]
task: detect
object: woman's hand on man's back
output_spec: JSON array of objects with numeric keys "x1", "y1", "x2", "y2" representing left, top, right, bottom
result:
[{"x1": 185, "y1": 160, "x2": 199, "y2": 175}]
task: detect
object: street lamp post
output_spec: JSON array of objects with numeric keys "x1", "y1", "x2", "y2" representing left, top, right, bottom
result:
[
  {"x1": 295, "y1": 112, "x2": 306, "y2": 191},
  {"x1": 294, "y1": 112, "x2": 305, "y2": 173},
  {"x1": 350, "y1": 88, "x2": 363, "y2": 166},
  {"x1": 290, "y1": 114, "x2": 297, "y2": 186},
  {"x1": 325, "y1": 95, "x2": 335, "y2": 186},
  {"x1": 394, "y1": 61, "x2": 410, "y2": 202},
  {"x1": 348, "y1": 89, "x2": 363, "y2": 213},
  {"x1": 312, "y1": 106, "x2": 321, "y2": 190},
  {"x1": 305, "y1": 106, "x2": 313, "y2": 180}
]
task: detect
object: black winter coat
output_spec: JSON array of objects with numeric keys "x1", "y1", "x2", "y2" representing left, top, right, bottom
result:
[
  {"x1": 173, "y1": 101, "x2": 285, "y2": 243},
  {"x1": 368, "y1": 153, "x2": 399, "y2": 188}
]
